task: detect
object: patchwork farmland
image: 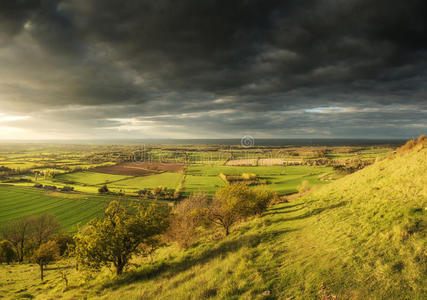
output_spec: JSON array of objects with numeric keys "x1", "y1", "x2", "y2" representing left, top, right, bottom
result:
[{"x1": 0, "y1": 142, "x2": 394, "y2": 231}]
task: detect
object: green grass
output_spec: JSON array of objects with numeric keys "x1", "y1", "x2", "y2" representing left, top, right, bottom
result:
[
  {"x1": 41, "y1": 172, "x2": 184, "y2": 195},
  {"x1": 2, "y1": 146, "x2": 424, "y2": 299},
  {"x1": 54, "y1": 171, "x2": 132, "y2": 186},
  {"x1": 185, "y1": 165, "x2": 333, "y2": 195},
  {"x1": 107, "y1": 172, "x2": 185, "y2": 193},
  {"x1": 0, "y1": 185, "x2": 115, "y2": 232},
  {"x1": 183, "y1": 174, "x2": 226, "y2": 196}
]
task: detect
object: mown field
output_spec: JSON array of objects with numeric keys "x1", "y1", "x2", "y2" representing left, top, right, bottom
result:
[{"x1": 0, "y1": 185, "x2": 115, "y2": 232}]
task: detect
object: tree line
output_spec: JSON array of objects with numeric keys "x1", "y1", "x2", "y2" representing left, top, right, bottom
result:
[
  {"x1": 1, "y1": 183, "x2": 274, "y2": 279},
  {"x1": 0, "y1": 214, "x2": 72, "y2": 280}
]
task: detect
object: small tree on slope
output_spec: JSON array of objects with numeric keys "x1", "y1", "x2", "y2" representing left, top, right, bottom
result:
[
  {"x1": 74, "y1": 200, "x2": 170, "y2": 275},
  {"x1": 32, "y1": 240, "x2": 59, "y2": 281}
]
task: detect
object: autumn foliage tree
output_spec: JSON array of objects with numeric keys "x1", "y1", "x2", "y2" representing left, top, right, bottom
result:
[
  {"x1": 208, "y1": 183, "x2": 272, "y2": 236},
  {"x1": 74, "y1": 200, "x2": 170, "y2": 275},
  {"x1": 166, "y1": 192, "x2": 210, "y2": 248}
]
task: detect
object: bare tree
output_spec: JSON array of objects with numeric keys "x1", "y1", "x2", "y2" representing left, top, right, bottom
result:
[
  {"x1": 31, "y1": 214, "x2": 62, "y2": 247},
  {"x1": 1, "y1": 216, "x2": 34, "y2": 262}
]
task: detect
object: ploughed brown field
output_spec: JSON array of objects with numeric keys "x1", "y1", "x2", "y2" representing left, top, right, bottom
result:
[{"x1": 90, "y1": 162, "x2": 185, "y2": 176}]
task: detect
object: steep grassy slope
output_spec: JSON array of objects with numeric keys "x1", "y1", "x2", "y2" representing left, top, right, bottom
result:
[{"x1": 1, "y1": 147, "x2": 426, "y2": 299}]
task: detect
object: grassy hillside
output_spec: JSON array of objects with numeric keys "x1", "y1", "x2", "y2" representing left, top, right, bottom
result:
[{"x1": 1, "y1": 146, "x2": 426, "y2": 299}]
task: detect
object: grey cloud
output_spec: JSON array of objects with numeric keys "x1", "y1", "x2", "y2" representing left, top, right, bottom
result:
[{"x1": 0, "y1": 0, "x2": 426, "y2": 138}]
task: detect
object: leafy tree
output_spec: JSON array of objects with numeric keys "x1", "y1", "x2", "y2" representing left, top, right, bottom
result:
[
  {"x1": 74, "y1": 200, "x2": 170, "y2": 275},
  {"x1": 0, "y1": 240, "x2": 16, "y2": 264},
  {"x1": 32, "y1": 240, "x2": 59, "y2": 281},
  {"x1": 1, "y1": 216, "x2": 34, "y2": 262}
]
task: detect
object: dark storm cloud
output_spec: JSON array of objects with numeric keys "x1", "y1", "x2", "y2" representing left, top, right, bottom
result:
[{"x1": 0, "y1": 0, "x2": 426, "y2": 138}]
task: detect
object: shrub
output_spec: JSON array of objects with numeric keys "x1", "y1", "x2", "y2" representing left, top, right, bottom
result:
[
  {"x1": 208, "y1": 183, "x2": 272, "y2": 235},
  {"x1": 269, "y1": 192, "x2": 285, "y2": 205},
  {"x1": 241, "y1": 173, "x2": 256, "y2": 180},
  {"x1": 166, "y1": 193, "x2": 209, "y2": 248},
  {"x1": 43, "y1": 185, "x2": 57, "y2": 190},
  {"x1": 397, "y1": 135, "x2": 426, "y2": 155},
  {"x1": 60, "y1": 186, "x2": 74, "y2": 192},
  {"x1": 53, "y1": 233, "x2": 75, "y2": 256},
  {"x1": 298, "y1": 180, "x2": 310, "y2": 194},
  {"x1": 0, "y1": 240, "x2": 16, "y2": 264},
  {"x1": 98, "y1": 184, "x2": 109, "y2": 194}
]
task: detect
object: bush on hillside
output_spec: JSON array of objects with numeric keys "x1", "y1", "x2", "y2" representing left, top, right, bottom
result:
[
  {"x1": 298, "y1": 180, "x2": 310, "y2": 194},
  {"x1": 53, "y1": 233, "x2": 75, "y2": 256},
  {"x1": 397, "y1": 134, "x2": 426, "y2": 155},
  {"x1": 208, "y1": 183, "x2": 272, "y2": 235},
  {"x1": 0, "y1": 240, "x2": 16, "y2": 264}
]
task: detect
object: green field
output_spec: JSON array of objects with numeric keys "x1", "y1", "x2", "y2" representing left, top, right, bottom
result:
[
  {"x1": 107, "y1": 172, "x2": 185, "y2": 193},
  {"x1": 16, "y1": 172, "x2": 185, "y2": 195},
  {"x1": 54, "y1": 171, "x2": 132, "y2": 186},
  {"x1": 0, "y1": 185, "x2": 115, "y2": 232},
  {"x1": 184, "y1": 165, "x2": 334, "y2": 195},
  {"x1": 183, "y1": 174, "x2": 226, "y2": 196}
]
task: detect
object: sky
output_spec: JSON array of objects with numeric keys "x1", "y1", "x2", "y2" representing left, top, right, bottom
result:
[{"x1": 0, "y1": 0, "x2": 426, "y2": 140}]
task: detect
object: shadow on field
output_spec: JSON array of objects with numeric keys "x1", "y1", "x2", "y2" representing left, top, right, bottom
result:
[
  {"x1": 101, "y1": 228, "x2": 297, "y2": 290},
  {"x1": 268, "y1": 202, "x2": 304, "y2": 211},
  {"x1": 46, "y1": 265, "x2": 74, "y2": 271},
  {"x1": 269, "y1": 201, "x2": 348, "y2": 225},
  {"x1": 265, "y1": 206, "x2": 305, "y2": 216}
]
